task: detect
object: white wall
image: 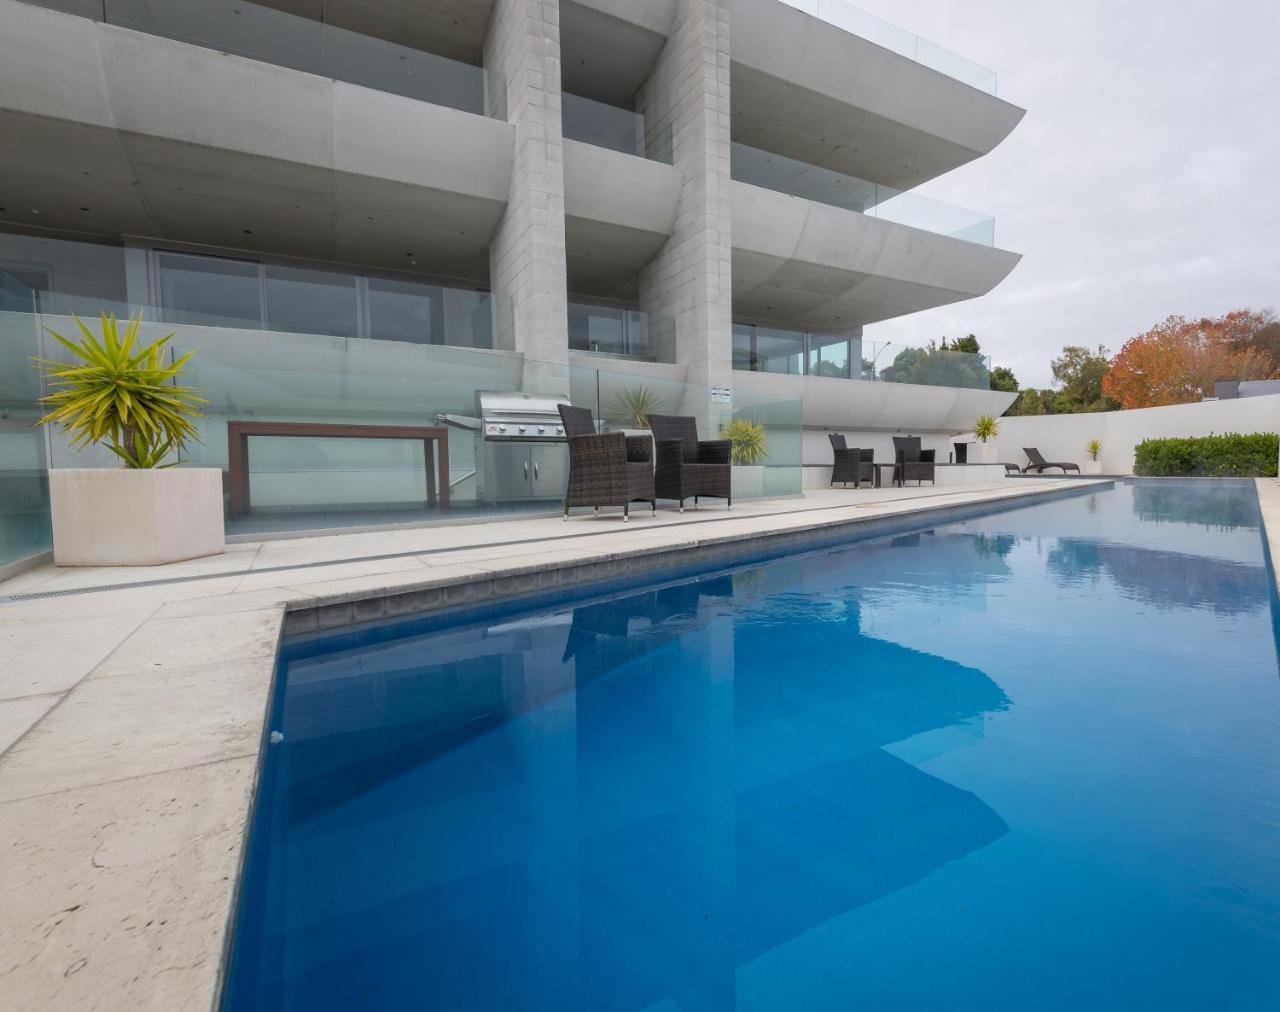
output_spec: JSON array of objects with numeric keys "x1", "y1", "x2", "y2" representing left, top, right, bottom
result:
[{"x1": 993, "y1": 395, "x2": 1280, "y2": 474}]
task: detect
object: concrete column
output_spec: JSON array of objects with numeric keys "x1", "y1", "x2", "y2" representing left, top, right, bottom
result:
[
  {"x1": 484, "y1": 0, "x2": 570, "y2": 394},
  {"x1": 637, "y1": 0, "x2": 734, "y2": 412}
]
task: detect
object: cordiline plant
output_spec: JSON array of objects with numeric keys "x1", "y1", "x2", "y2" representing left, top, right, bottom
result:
[{"x1": 34, "y1": 313, "x2": 206, "y2": 468}]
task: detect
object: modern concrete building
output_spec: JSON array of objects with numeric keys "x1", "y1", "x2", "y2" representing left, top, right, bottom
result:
[{"x1": 0, "y1": 0, "x2": 1023, "y2": 536}]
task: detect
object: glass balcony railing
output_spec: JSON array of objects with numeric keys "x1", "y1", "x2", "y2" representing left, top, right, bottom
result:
[
  {"x1": 732, "y1": 144, "x2": 996, "y2": 245},
  {"x1": 26, "y1": 0, "x2": 506, "y2": 118},
  {"x1": 860, "y1": 340, "x2": 991, "y2": 390},
  {"x1": 778, "y1": 0, "x2": 997, "y2": 95},
  {"x1": 561, "y1": 93, "x2": 673, "y2": 164},
  {"x1": 732, "y1": 323, "x2": 991, "y2": 390}
]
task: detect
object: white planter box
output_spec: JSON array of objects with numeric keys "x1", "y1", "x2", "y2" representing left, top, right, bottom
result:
[
  {"x1": 1083, "y1": 460, "x2": 1103, "y2": 475},
  {"x1": 50, "y1": 468, "x2": 225, "y2": 567},
  {"x1": 973, "y1": 441, "x2": 999, "y2": 464}
]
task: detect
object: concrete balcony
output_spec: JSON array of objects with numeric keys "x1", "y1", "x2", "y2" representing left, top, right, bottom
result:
[
  {"x1": 731, "y1": 180, "x2": 1021, "y2": 330},
  {"x1": 0, "y1": 0, "x2": 513, "y2": 281},
  {"x1": 730, "y1": 0, "x2": 1025, "y2": 189},
  {"x1": 562, "y1": 140, "x2": 681, "y2": 300}
]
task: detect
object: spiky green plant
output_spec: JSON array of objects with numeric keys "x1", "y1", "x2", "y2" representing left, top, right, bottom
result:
[
  {"x1": 974, "y1": 413, "x2": 999, "y2": 442},
  {"x1": 720, "y1": 417, "x2": 768, "y2": 465},
  {"x1": 1086, "y1": 438, "x2": 1102, "y2": 461},
  {"x1": 604, "y1": 384, "x2": 667, "y2": 429},
  {"x1": 34, "y1": 313, "x2": 206, "y2": 468}
]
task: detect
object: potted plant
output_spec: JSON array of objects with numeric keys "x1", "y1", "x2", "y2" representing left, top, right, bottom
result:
[
  {"x1": 972, "y1": 413, "x2": 999, "y2": 464},
  {"x1": 1084, "y1": 439, "x2": 1103, "y2": 475},
  {"x1": 721, "y1": 417, "x2": 769, "y2": 498},
  {"x1": 35, "y1": 313, "x2": 224, "y2": 566},
  {"x1": 604, "y1": 384, "x2": 666, "y2": 430}
]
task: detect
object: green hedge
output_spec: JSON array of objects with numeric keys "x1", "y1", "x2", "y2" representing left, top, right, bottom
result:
[{"x1": 1133, "y1": 433, "x2": 1279, "y2": 477}]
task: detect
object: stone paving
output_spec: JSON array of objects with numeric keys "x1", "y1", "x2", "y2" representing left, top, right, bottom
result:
[{"x1": 0, "y1": 479, "x2": 1118, "y2": 1009}]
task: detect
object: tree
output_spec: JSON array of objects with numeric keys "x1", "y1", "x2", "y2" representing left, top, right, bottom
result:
[
  {"x1": 1007, "y1": 388, "x2": 1048, "y2": 416},
  {"x1": 945, "y1": 334, "x2": 982, "y2": 355},
  {"x1": 1050, "y1": 345, "x2": 1118, "y2": 413},
  {"x1": 1103, "y1": 312, "x2": 1275, "y2": 409},
  {"x1": 1222, "y1": 309, "x2": 1280, "y2": 375},
  {"x1": 989, "y1": 365, "x2": 1019, "y2": 393},
  {"x1": 878, "y1": 340, "x2": 989, "y2": 389}
]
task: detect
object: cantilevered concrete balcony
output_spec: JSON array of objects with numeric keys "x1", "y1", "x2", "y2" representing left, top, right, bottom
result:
[
  {"x1": 730, "y1": 0, "x2": 1025, "y2": 189},
  {"x1": 0, "y1": 0, "x2": 513, "y2": 282},
  {"x1": 731, "y1": 179, "x2": 1021, "y2": 330}
]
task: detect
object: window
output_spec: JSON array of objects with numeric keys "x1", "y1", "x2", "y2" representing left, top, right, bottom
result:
[
  {"x1": 568, "y1": 302, "x2": 648, "y2": 358},
  {"x1": 264, "y1": 264, "x2": 358, "y2": 338},
  {"x1": 367, "y1": 277, "x2": 442, "y2": 344},
  {"x1": 732, "y1": 323, "x2": 853, "y2": 379},
  {"x1": 808, "y1": 333, "x2": 851, "y2": 378},
  {"x1": 155, "y1": 252, "x2": 261, "y2": 328}
]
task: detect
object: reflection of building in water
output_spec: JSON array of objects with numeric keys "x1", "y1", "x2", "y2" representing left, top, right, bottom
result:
[
  {"x1": 240, "y1": 562, "x2": 1011, "y2": 1010},
  {"x1": 1047, "y1": 538, "x2": 1268, "y2": 616}
]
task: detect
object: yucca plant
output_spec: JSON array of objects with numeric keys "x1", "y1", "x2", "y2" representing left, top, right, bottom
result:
[
  {"x1": 34, "y1": 313, "x2": 206, "y2": 468},
  {"x1": 605, "y1": 384, "x2": 667, "y2": 429},
  {"x1": 974, "y1": 413, "x2": 999, "y2": 442},
  {"x1": 1086, "y1": 438, "x2": 1102, "y2": 461},
  {"x1": 720, "y1": 417, "x2": 768, "y2": 465}
]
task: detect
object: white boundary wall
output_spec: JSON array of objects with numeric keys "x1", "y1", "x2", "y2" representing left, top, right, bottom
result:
[{"x1": 993, "y1": 395, "x2": 1280, "y2": 474}]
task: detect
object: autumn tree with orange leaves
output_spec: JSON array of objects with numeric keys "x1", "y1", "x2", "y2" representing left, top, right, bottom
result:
[{"x1": 1102, "y1": 311, "x2": 1277, "y2": 409}]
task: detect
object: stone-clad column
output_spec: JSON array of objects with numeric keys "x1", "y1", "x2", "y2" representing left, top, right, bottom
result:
[
  {"x1": 636, "y1": 0, "x2": 733, "y2": 408},
  {"x1": 484, "y1": 0, "x2": 570, "y2": 394}
]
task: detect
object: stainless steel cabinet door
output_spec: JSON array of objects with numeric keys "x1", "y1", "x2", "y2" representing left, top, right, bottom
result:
[
  {"x1": 530, "y1": 444, "x2": 568, "y2": 500},
  {"x1": 485, "y1": 442, "x2": 532, "y2": 502}
]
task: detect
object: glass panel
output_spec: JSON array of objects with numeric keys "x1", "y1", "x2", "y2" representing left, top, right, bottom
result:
[
  {"x1": 807, "y1": 333, "x2": 851, "y2": 378},
  {"x1": 779, "y1": 0, "x2": 997, "y2": 94},
  {"x1": 752, "y1": 326, "x2": 806, "y2": 375},
  {"x1": 732, "y1": 143, "x2": 996, "y2": 246},
  {"x1": 868, "y1": 341, "x2": 991, "y2": 390},
  {"x1": 156, "y1": 252, "x2": 262, "y2": 328},
  {"x1": 442, "y1": 289, "x2": 494, "y2": 350},
  {"x1": 367, "y1": 277, "x2": 441, "y2": 345},
  {"x1": 568, "y1": 303, "x2": 625, "y2": 355},
  {"x1": 95, "y1": 0, "x2": 505, "y2": 117},
  {"x1": 0, "y1": 271, "x2": 52, "y2": 567},
  {"x1": 264, "y1": 265, "x2": 358, "y2": 338},
  {"x1": 562, "y1": 93, "x2": 645, "y2": 158},
  {"x1": 732, "y1": 323, "x2": 755, "y2": 371}
]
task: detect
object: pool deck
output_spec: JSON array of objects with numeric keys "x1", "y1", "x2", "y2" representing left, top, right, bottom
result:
[{"x1": 0, "y1": 475, "x2": 1159, "y2": 1008}]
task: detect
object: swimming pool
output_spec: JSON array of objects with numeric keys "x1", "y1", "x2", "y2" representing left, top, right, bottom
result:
[{"x1": 226, "y1": 480, "x2": 1280, "y2": 1010}]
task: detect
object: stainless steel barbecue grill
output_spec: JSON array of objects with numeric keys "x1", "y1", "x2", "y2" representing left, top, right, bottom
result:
[{"x1": 439, "y1": 391, "x2": 570, "y2": 503}]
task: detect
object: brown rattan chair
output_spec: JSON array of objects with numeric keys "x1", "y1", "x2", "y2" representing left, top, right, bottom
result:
[
  {"x1": 829, "y1": 434, "x2": 874, "y2": 487},
  {"x1": 648, "y1": 414, "x2": 732, "y2": 511},
  {"x1": 558, "y1": 404, "x2": 655, "y2": 521},
  {"x1": 892, "y1": 435, "x2": 936, "y2": 486}
]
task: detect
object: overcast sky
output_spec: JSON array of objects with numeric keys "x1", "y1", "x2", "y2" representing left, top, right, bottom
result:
[{"x1": 856, "y1": 0, "x2": 1280, "y2": 387}]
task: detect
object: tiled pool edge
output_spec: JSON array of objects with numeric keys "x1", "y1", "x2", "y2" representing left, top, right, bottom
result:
[
  {"x1": 281, "y1": 480, "x2": 1114, "y2": 638},
  {"x1": 1253, "y1": 479, "x2": 1280, "y2": 596}
]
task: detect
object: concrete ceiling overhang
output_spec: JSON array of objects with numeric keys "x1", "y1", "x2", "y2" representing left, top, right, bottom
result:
[
  {"x1": 0, "y1": 3, "x2": 514, "y2": 283},
  {"x1": 560, "y1": 1, "x2": 669, "y2": 107},
  {"x1": 254, "y1": 0, "x2": 498, "y2": 64},
  {"x1": 731, "y1": 180, "x2": 1022, "y2": 330},
  {"x1": 730, "y1": 0, "x2": 1025, "y2": 190},
  {"x1": 563, "y1": 140, "x2": 680, "y2": 300}
]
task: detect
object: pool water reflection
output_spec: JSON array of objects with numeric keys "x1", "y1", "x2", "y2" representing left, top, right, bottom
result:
[{"x1": 227, "y1": 480, "x2": 1280, "y2": 1010}]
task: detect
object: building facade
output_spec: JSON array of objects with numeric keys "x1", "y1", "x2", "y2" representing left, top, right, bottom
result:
[{"x1": 0, "y1": 0, "x2": 1023, "y2": 543}]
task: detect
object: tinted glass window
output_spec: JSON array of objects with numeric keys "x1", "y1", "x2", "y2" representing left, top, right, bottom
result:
[
  {"x1": 808, "y1": 334, "x2": 850, "y2": 378},
  {"x1": 368, "y1": 277, "x2": 441, "y2": 344},
  {"x1": 156, "y1": 252, "x2": 261, "y2": 327},
  {"x1": 265, "y1": 265, "x2": 358, "y2": 338}
]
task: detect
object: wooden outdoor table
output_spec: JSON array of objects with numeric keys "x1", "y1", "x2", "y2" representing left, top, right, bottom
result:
[{"x1": 226, "y1": 421, "x2": 449, "y2": 517}]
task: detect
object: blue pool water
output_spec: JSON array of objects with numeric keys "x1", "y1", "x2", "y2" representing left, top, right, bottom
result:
[{"x1": 227, "y1": 480, "x2": 1280, "y2": 1010}]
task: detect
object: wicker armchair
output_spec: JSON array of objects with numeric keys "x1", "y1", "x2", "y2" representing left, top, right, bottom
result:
[
  {"x1": 648, "y1": 414, "x2": 732, "y2": 511},
  {"x1": 829, "y1": 434, "x2": 874, "y2": 487},
  {"x1": 558, "y1": 404, "x2": 655, "y2": 521},
  {"x1": 892, "y1": 435, "x2": 936, "y2": 486}
]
